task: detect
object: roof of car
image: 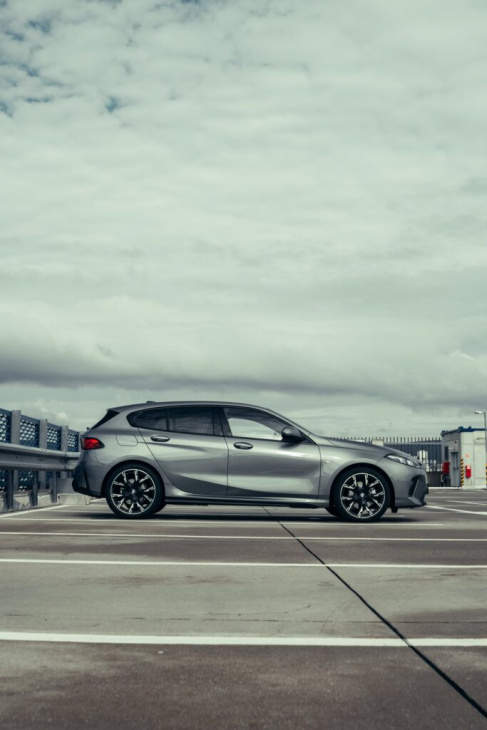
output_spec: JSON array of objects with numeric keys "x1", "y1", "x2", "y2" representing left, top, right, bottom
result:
[{"x1": 112, "y1": 401, "x2": 274, "y2": 413}]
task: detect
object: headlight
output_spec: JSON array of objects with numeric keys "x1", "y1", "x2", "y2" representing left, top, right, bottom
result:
[{"x1": 386, "y1": 454, "x2": 421, "y2": 468}]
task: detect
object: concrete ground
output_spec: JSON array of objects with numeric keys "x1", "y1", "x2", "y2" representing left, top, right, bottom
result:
[{"x1": 0, "y1": 488, "x2": 486, "y2": 729}]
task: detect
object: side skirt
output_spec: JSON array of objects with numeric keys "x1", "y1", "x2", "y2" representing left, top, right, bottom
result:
[{"x1": 164, "y1": 497, "x2": 326, "y2": 509}]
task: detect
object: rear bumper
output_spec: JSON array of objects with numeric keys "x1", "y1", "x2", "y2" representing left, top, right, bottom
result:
[{"x1": 72, "y1": 463, "x2": 99, "y2": 498}]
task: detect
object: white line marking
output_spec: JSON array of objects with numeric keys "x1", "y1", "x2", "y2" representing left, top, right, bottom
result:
[
  {"x1": 0, "y1": 516, "x2": 449, "y2": 528},
  {"x1": 0, "y1": 632, "x2": 485, "y2": 647},
  {"x1": 0, "y1": 559, "x2": 486, "y2": 568},
  {"x1": 301, "y1": 537, "x2": 486, "y2": 542},
  {"x1": 0, "y1": 505, "x2": 66, "y2": 518},
  {"x1": 447, "y1": 501, "x2": 487, "y2": 507},
  {"x1": 427, "y1": 506, "x2": 487, "y2": 516},
  {"x1": 429, "y1": 488, "x2": 485, "y2": 492},
  {"x1": 411, "y1": 639, "x2": 487, "y2": 646},
  {"x1": 0, "y1": 510, "x2": 290, "y2": 529},
  {"x1": 0, "y1": 559, "x2": 319, "y2": 567},
  {"x1": 0, "y1": 633, "x2": 402, "y2": 646},
  {"x1": 0, "y1": 531, "x2": 486, "y2": 543},
  {"x1": 0, "y1": 531, "x2": 293, "y2": 540},
  {"x1": 325, "y1": 564, "x2": 487, "y2": 569}
]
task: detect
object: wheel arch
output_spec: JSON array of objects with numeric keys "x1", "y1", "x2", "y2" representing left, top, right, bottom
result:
[
  {"x1": 329, "y1": 463, "x2": 395, "y2": 509},
  {"x1": 101, "y1": 459, "x2": 165, "y2": 498}
]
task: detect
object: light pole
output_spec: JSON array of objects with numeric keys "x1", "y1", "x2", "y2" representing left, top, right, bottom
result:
[{"x1": 474, "y1": 410, "x2": 487, "y2": 489}]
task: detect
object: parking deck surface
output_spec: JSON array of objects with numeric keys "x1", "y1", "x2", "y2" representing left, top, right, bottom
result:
[{"x1": 1, "y1": 489, "x2": 486, "y2": 728}]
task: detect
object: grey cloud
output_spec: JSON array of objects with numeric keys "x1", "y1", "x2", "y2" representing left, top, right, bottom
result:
[
  {"x1": 27, "y1": 18, "x2": 53, "y2": 34},
  {"x1": 0, "y1": 0, "x2": 486, "y2": 434}
]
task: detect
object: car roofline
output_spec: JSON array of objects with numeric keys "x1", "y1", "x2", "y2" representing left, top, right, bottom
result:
[{"x1": 112, "y1": 400, "x2": 277, "y2": 412}]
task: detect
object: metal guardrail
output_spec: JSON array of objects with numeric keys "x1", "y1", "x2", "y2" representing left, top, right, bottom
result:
[
  {"x1": 0, "y1": 442, "x2": 80, "y2": 471},
  {"x1": 0, "y1": 408, "x2": 80, "y2": 512}
]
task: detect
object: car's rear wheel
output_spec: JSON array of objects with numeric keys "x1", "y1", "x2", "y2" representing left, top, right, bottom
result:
[
  {"x1": 332, "y1": 467, "x2": 390, "y2": 522},
  {"x1": 106, "y1": 463, "x2": 164, "y2": 519}
]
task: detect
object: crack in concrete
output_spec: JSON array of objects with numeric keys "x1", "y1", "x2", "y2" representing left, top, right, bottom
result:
[{"x1": 262, "y1": 507, "x2": 487, "y2": 722}]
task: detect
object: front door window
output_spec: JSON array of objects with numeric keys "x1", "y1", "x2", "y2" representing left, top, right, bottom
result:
[{"x1": 223, "y1": 407, "x2": 292, "y2": 441}]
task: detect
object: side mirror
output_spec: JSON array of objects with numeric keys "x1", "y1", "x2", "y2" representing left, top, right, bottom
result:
[{"x1": 281, "y1": 426, "x2": 304, "y2": 443}]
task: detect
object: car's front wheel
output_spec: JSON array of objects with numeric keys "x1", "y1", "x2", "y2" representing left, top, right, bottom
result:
[
  {"x1": 105, "y1": 463, "x2": 164, "y2": 519},
  {"x1": 332, "y1": 467, "x2": 390, "y2": 522},
  {"x1": 325, "y1": 505, "x2": 340, "y2": 518}
]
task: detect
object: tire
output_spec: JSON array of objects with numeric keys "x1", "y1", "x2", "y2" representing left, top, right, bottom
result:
[
  {"x1": 105, "y1": 463, "x2": 164, "y2": 519},
  {"x1": 326, "y1": 505, "x2": 340, "y2": 518},
  {"x1": 332, "y1": 467, "x2": 390, "y2": 522}
]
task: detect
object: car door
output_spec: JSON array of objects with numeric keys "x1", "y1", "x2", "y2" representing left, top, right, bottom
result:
[
  {"x1": 135, "y1": 405, "x2": 228, "y2": 496},
  {"x1": 220, "y1": 406, "x2": 321, "y2": 499}
]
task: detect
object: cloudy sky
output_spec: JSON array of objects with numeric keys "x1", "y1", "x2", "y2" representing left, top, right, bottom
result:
[{"x1": 1, "y1": 0, "x2": 486, "y2": 436}]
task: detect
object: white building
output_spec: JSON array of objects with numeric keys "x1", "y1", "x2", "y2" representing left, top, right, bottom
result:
[{"x1": 441, "y1": 427, "x2": 487, "y2": 488}]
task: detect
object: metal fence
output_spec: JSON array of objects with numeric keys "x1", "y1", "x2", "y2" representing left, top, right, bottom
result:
[
  {"x1": 350, "y1": 436, "x2": 443, "y2": 482},
  {"x1": 0, "y1": 408, "x2": 80, "y2": 510}
]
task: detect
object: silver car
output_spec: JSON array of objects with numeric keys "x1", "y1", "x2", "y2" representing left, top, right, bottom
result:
[{"x1": 73, "y1": 401, "x2": 428, "y2": 522}]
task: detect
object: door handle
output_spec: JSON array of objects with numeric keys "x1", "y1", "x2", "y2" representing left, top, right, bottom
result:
[
  {"x1": 234, "y1": 442, "x2": 253, "y2": 450},
  {"x1": 150, "y1": 435, "x2": 170, "y2": 443}
]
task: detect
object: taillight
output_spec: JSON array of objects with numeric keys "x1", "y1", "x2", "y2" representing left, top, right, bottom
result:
[{"x1": 81, "y1": 437, "x2": 104, "y2": 450}]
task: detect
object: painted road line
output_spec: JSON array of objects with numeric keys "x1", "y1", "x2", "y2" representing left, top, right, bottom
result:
[
  {"x1": 0, "y1": 632, "x2": 486, "y2": 647},
  {"x1": 0, "y1": 559, "x2": 320, "y2": 567},
  {"x1": 301, "y1": 537, "x2": 487, "y2": 542},
  {"x1": 447, "y1": 501, "x2": 487, "y2": 507},
  {"x1": 411, "y1": 639, "x2": 487, "y2": 646},
  {"x1": 0, "y1": 515, "x2": 295, "y2": 526},
  {"x1": 427, "y1": 506, "x2": 487, "y2": 516},
  {"x1": 0, "y1": 517, "x2": 449, "y2": 527},
  {"x1": 0, "y1": 531, "x2": 293, "y2": 540},
  {"x1": 1, "y1": 558, "x2": 487, "y2": 568},
  {"x1": 325, "y1": 563, "x2": 487, "y2": 568},
  {"x1": 0, "y1": 505, "x2": 67, "y2": 518},
  {"x1": 1, "y1": 531, "x2": 487, "y2": 542},
  {"x1": 429, "y1": 488, "x2": 484, "y2": 492}
]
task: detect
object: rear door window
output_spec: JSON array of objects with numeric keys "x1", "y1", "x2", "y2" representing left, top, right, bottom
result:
[{"x1": 167, "y1": 406, "x2": 215, "y2": 436}]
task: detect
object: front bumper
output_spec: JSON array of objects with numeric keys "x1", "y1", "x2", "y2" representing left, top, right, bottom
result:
[
  {"x1": 377, "y1": 457, "x2": 428, "y2": 509},
  {"x1": 395, "y1": 472, "x2": 428, "y2": 508}
]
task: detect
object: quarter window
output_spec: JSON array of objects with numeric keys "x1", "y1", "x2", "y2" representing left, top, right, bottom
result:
[
  {"x1": 223, "y1": 407, "x2": 289, "y2": 441},
  {"x1": 129, "y1": 408, "x2": 167, "y2": 431},
  {"x1": 167, "y1": 407, "x2": 215, "y2": 436}
]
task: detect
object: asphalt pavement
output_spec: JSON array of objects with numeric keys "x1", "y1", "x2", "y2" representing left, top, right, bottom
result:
[{"x1": 0, "y1": 488, "x2": 486, "y2": 729}]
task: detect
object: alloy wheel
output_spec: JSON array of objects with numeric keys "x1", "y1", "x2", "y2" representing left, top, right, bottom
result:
[
  {"x1": 109, "y1": 468, "x2": 157, "y2": 516},
  {"x1": 338, "y1": 472, "x2": 387, "y2": 520}
]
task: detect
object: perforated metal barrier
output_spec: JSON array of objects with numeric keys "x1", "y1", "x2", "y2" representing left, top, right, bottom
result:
[{"x1": 0, "y1": 408, "x2": 80, "y2": 510}]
